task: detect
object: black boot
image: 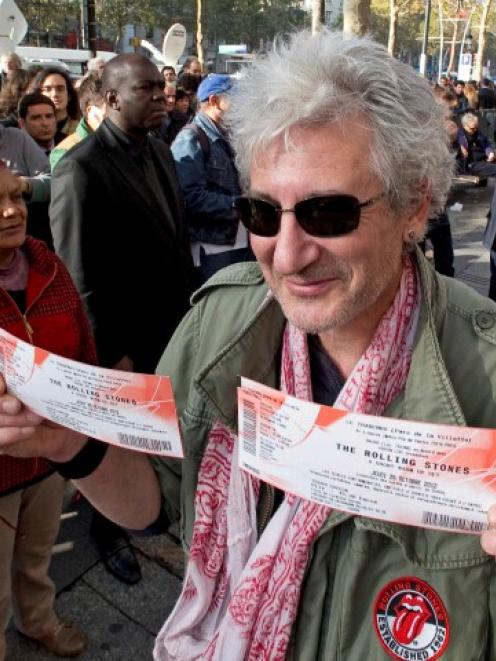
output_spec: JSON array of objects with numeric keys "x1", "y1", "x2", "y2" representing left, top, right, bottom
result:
[{"x1": 90, "y1": 509, "x2": 142, "y2": 585}]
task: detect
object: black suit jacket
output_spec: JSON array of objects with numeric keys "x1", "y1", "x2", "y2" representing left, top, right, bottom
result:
[{"x1": 49, "y1": 119, "x2": 193, "y2": 372}]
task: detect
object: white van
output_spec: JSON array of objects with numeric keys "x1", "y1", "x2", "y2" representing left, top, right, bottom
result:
[{"x1": 16, "y1": 46, "x2": 116, "y2": 76}]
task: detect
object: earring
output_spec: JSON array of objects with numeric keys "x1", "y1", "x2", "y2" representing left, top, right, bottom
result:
[{"x1": 407, "y1": 229, "x2": 416, "y2": 242}]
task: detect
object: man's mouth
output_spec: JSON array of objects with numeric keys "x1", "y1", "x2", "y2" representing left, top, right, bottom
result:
[
  {"x1": 283, "y1": 276, "x2": 339, "y2": 296},
  {"x1": 393, "y1": 594, "x2": 430, "y2": 645}
]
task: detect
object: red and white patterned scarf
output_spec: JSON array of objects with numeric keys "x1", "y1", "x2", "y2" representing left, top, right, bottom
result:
[{"x1": 155, "y1": 257, "x2": 420, "y2": 661}]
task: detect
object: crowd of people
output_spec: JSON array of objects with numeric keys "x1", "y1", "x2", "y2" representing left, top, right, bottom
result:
[
  {"x1": 0, "y1": 32, "x2": 495, "y2": 660},
  {"x1": 418, "y1": 75, "x2": 496, "y2": 285}
]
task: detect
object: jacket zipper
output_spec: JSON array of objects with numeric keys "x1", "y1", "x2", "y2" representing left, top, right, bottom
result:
[
  {"x1": 258, "y1": 482, "x2": 275, "y2": 537},
  {"x1": 20, "y1": 263, "x2": 58, "y2": 343},
  {"x1": 22, "y1": 316, "x2": 34, "y2": 341}
]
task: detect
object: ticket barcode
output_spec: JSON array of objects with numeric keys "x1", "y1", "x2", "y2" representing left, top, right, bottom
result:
[
  {"x1": 117, "y1": 433, "x2": 172, "y2": 454},
  {"x1": 242, "y1": 399, "x2": 257, "y2": 456},
  {"x1": 421, "y1": 511, "x2": 487, "y2": 533}
]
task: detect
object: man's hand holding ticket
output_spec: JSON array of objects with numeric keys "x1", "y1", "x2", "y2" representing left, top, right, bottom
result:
[
  {"x1": 238, "y1": 377, "x2": 496, "y2": 536},
  {"x1": 0, "y1": 328, "x2": 183, "y2": 458}
]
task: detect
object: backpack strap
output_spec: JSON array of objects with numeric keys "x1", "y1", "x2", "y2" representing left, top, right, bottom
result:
[{"x1": 184, "y1": 123, "x2": 211, "y2": 161}]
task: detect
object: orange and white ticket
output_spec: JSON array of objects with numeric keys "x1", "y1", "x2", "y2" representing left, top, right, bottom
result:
[
  {"x1": 237, "y1": 377, "x2": 496, "y2": 534},
  {"x1": 0, "y1": 329, "x2": 183, "y2": 457}
]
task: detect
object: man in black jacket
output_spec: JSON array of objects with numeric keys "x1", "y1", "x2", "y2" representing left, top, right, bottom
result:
[
  {"x1": 49, "y1": 53, "x2": 193, "y2": 584},
  {"x1": 479, "y1": 78, "x2": 496, "y2": 110}
]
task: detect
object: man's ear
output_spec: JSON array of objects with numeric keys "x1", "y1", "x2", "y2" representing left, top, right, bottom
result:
[
  {"x1": 402, "y1": 189, "x2": 432, "y2": 244},
  {"x1": 209, "y1": 93, "x2": 220, "y2": 108},
  {"x1": 106, "y1": 89, "x2": 119, "y2": 110},
  {"x1": 18, "y1": 118, "x2": 25, "y2": 130}
]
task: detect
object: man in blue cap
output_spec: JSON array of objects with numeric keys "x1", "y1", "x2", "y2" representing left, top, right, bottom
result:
[{"x1": 172, "y1": 74, "x2": 252, "y2": 285}]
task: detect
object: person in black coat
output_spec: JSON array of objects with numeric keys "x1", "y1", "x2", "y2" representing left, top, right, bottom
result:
[
  {"x1": 479, "y1": 78, "x2": 496, "y2": 111},
  {"x1": 49, "y1": 53, "x2": 193, "y2": 585},
  {"x1": 50, "y1": 54, "x2": 193, "y2": 374}
]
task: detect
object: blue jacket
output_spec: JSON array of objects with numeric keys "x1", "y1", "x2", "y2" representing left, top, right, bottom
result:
[
  {"x1": 171, "y1": 112, "x2": 240, "y2": 245},
  {"x1": 457, "y1": 127, "x2": 495, "y2": 162}
]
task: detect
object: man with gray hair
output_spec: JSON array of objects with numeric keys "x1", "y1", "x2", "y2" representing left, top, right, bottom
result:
[
  {"x1": 3, "y1": 30, "x2": 496, "y2": 659},
  {"x1": 457, "y1": 112, "x2": 496, "y2": 177},
  {"x1": 86, "y1": 57, "x2": 106, "y2": 78}
]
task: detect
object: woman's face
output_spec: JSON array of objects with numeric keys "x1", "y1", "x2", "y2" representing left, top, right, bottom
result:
[
  {"x1": 0, "y1": 169, "x2": 26, "y2": 266},
  {"x1": 175, "y1": 96, "x2": 190, "y2": 114},
  {"x1": 3, "y1": 56, "x2": 20, "y2": 78},
  {"x1": 40, "y1": 74, "x2": 68, "y2": 113}
]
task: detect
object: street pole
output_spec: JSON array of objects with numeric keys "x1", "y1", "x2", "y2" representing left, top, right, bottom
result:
[
  {"x1": 437, "y1": 0, "x2": 443, "y2": 82},
  {"x1": 87, "y1": 0, "x2": 97, "y2": 57},
  {"x1": 80, "y1": 0, "x2": 96, "y2": 55},
  {"x1": 311, "y1": 0, "x2": 325, "y2": 34},
  {"x1": 197, "y1": 0, "x2": 204, "y2": 70},
  {"x1": 419, "y1": 0, "x2": 432, "y2": 77},
  {"x1": 458, "y1": 7, "x2": 475, "y2": 80},
  {"x1": 80, "y1": 0, "x2": 87, "y2": 49}
]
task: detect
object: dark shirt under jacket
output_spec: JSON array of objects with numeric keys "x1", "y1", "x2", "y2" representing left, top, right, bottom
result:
[
  {"x1": 50, "y1": 117, "x2": 193, "y2": 373},
  {"x1": 308, "y1": 334, "x2": 345, "y2": 406}
]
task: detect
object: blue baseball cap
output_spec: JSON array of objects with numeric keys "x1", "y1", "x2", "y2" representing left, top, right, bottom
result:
[{"x1": 197, "y1": 74, "x2": 234, "y2": 102}]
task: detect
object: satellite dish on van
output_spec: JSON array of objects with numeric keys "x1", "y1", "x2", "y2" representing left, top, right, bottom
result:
[
  {"x1": 162, "y1": 23, "x2": 186, "y2": 66},
  {"x1": 0, "y1": 0, "x2": 27, "y2": 55}
]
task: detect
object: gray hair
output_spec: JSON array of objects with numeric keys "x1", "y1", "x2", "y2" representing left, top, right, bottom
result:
[
  {"x1": 87, "y1": 57, "x2": 106, "y2": 71},
  {"x1": 461, "y1": 112, "x2": 478, "y2": 128},
  {"x1": 227, "y1": 30, "x2": 454, "y2": 214}
]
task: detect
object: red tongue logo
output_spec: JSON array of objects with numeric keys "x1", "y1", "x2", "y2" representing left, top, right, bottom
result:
[{"x1": 392, "y1": 593, "x2": 430, "y2": 645}]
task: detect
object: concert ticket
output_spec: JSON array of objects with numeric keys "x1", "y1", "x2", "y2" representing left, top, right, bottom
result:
[
  {"x1": 237, "y1": 377, "x2": 496, "y2": 534},
  {"x1": 0, "y1": 329, "x2": 183, "y2": 457}
]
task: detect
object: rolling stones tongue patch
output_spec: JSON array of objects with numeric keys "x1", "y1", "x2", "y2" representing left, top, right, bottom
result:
[{"x1": 374, "y1": 577, "x2": 449, "y2": 660}]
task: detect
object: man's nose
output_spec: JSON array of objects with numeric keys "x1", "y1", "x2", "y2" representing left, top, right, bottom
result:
[{"x1": 272, "y1": 210, "x2": 320, "y2": 275}]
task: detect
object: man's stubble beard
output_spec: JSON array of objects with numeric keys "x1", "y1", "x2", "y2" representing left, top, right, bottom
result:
[{"x1": 266, "y1": 245, "x2": 403, "y2": 336}]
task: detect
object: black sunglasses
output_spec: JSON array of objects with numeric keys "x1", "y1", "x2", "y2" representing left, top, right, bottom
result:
[{"x1": 235, "y1": 192, "x2": 386, "y2": 238}]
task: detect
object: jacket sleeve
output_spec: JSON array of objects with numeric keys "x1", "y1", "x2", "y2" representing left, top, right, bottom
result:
[
  {"x1": 456, "y1": 129, "x2": 468, "y2": 151},
  {"x1": 148, "y1": 303, "x2": 202, "y2": 531},
  {"x1": 171, "y1": 131, "x2": 236, "y2": 223},
  {"x1": 50, "y1": 157, "x2": 90, "y2": 312},
  {"x1": 21, "y1": 132, "x2": 51, "y2": 203},
  {"x1": 482, "y1": 134, "x2": 496, "y2": 157}
]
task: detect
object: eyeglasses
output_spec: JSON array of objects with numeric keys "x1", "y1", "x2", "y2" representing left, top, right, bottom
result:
[
  {"x1": 235, "y1": 192, "x2": 386, "y2": 238},
  {"x1": 41, "y1": 85, "x2": 66, "y2": 94}
]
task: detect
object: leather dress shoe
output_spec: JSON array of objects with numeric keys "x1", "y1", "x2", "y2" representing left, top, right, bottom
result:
[
  {"x1": 31, "y1": 620, "x2": 86, "y2": 657},
  {"x1": 100, "y1": 538, "x2": 142, "y2": 585}
]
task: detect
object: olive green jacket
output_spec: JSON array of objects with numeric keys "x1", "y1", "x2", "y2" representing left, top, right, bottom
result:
[{"x1": 151, "y1": 251, "x2": 496, "y2": 660}]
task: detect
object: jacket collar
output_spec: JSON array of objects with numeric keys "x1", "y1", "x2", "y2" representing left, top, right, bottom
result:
[
  {"x1": 194, "y1": 251, "x2": 465, "y2": 430},
  {"x1": 75, "y1": 118, "x2": 92, "y2": 141},
  {"x1": 195, "y1": 111, "x2": 225, "y2": 143},
  {"x1": 0, "y1": 237, "x2": 56, "y2": 316}
]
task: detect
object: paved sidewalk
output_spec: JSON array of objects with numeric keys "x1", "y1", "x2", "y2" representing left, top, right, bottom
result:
[
  {"x1": 4, "y1": 179, "x2": 495, "y2": 660},
  {"x1": 447, "y1": 178, "x2": 494, "y2": 296},
  {"x1": 6, "y1": 487, "x2": 184, "y2": 660}
]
